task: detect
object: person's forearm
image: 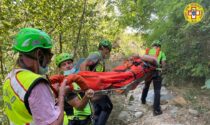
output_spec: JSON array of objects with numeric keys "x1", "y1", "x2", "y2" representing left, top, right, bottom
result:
[
  {"x1": 76, "y1": 96, "x2": 89, "y2": 110},
  {"x1": 141, "y1": 55, "x2": 157, "y2": 65}
]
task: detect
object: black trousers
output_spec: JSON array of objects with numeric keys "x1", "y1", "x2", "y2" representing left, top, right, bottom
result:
[
  {"x1": 141, "y1": 71, "x2": 162, "y2": 111},
  {"x1": 93, "y1": 95, "x2": 113, "y2": 125}
]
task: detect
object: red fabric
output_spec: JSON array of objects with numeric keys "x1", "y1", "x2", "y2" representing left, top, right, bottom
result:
[
  {"x1": 78, "y1": 71, "x2": 135, "y2": 90},
  {"x1": 50, "y1": 57, "x2": 156, "y2": 91},
  {"x1": 113, "y1": 60, "x2": 132, "y2": 72},
  {"x1": 65, "y1": 74, "x2": 89, "y2": 90},
  {"x1": 49, "y1": 74, "x2": 89, "y2": 91},
  {"x1": 49, "y1": 74, "x2": 65, "y2": 84},
  {"x1": 77, "y1": 64, "x2": 146, "y2": 90}
]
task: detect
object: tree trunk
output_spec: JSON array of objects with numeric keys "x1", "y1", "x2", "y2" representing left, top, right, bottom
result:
[
  {"x1": 73, "y1": 0, "x2": 87, "y2": 58},
  {"x1": 0, "y1": 1, "x2": 5, "y2": 81},
  {"x1": 59, "y1": 32, "x2": 62, "y2": 53},
  {"x1": 0, "y1": 46, "x2": 5, "y2": 81},
  {"x1": 82, "y1": 33, "x2": 88, "y2": 57}
]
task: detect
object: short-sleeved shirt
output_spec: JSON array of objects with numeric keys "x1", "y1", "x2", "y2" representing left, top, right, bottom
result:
[
  {"x1": 86, "y1": 51, "x2": 105, "y2": 71},
  {"x1": 86, "y1": 51, "x2": 103, "y2": 64},
  {"x1": 28, "y1": 83, "x2": 61, "y2": 125}
]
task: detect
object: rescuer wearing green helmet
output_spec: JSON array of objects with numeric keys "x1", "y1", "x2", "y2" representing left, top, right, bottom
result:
[
  {"x1": 80, "y1": 39, "x2": 113, "y2": 125},
  {"x1": 3, "y1": 28, "x2": 67, "y2": 125},
  {"x1": 141, "y1": 40, "x2": 166, "y2": 116},
  {"x1": 55, "y1": 53, "x2": 94, "y2": 125}
]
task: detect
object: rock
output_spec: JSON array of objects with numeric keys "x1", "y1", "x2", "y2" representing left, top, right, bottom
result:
[
  {"x1": 146, "y1": 90, "x2": 154, "y2": 104},
  {"x1": 206, "y1": 111, "x2": 210, "y2": 115},
  {"x1": 171, "y1": 96, "x2": 187, "y2": 107},
  {"x1": 109, "y1": 118, "x2": 126, "y2": 125},
  {"x1": 160, "y1": 87, "x2": 174, "y2": 104},
  {"x1": 170, "y1": 106, "x2": 178, "y2": 116},
  {"x1": 160, "y1": 99, "x2": 168, "y2": 105},
  {"x1": 194, "y1": 117, "x2": 198, "y2": 120},
  {"x1": 139, "y1": 106, "x2": 148, "y2": 113},
  {"x1": 136, "y1": 86, "x2": 174, "y2": 106},
  {"x1": 129, "y1": 95, "x2": 135, "y2": 102},
  {"x1": 161, "y1": 105, "x2": 168, "y2": 111},
  {"x1": 126, "y1": 93, "x2": 135, "y2": 104},
  {"x1": 127, "y1": 105, "x2": 138, "y2": 112},
  {"x1": 134, "y1": 112, "x2": 143, "y2": 118},
  {"x1": 189, "y1": 109, "x2": 199, "y2": 116},
  {"x1": 161, "y1": 93, "x2": 174, "y2": 102},
  {"x1": 161, "y1": 86, "x2": 169, "y2": 95},
  {"x1": 118, "y1": 111, "x2": 130, "y2": 120}
]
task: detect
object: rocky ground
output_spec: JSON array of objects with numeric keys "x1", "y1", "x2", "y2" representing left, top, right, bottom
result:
[
  {"x1": 1, "y1": 83, "x2": 210, "y2": 125},
  {"x1": 107, "y1": 83, "x2": 210, "y2": 125}
]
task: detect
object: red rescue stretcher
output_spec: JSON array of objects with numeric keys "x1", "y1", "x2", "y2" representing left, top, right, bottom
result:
[{"x1": 49, "y1": 55, "x2": 157, "y2": 95}]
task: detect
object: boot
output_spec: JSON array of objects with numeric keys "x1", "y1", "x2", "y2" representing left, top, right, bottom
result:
[{"x1": 153, "y1": 109, "x2": 162, "y2": 116}]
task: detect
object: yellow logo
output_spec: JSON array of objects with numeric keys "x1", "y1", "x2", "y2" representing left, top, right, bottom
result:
[{"x1": 184, "y1": 3, "x2": 204, "y2": 24}]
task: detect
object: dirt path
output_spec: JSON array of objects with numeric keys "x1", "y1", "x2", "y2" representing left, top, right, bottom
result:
[{"x1": 108, "y1": 84, "x2": 210, "y2": 125}]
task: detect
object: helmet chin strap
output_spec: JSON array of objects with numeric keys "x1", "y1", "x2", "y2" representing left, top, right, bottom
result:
[
  {"x1": 34, "y1": 50, "x2": 46, "y2": 74},
  {"x1": 18, "y1": 56, "x2": 34, "y2": 71},
  {"x1": 19, "y1": 50, "x2": 43, "y2": 74}
]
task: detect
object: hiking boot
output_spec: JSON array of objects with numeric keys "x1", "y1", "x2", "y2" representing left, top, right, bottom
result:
[{"x1": 153, "y1": 110, "x2": 162, "y2": 116}]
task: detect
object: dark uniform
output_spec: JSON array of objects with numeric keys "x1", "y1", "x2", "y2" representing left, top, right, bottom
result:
[
  {"x1": 86, "y1": 51, "x2": 113, "y2": 125},
  {"x1": 141, "y1": 47, "x2": 166, "y2": 116}
]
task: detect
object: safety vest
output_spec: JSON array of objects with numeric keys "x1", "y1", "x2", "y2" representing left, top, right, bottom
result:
[
  {"x1": 67, "y1": 82, "x2": 92, "y2": 120},
  {"x1": 3, "y1": 69, "x2": 47, "y2": 125},
  {"x1": 145, "y1": 48, "x2": 163, "y2": 65},
  {"x1": 145, "y1": 47, "x2": 160, "y2": 58},
  {"x1": 88, "y1": 51, "x2": 105, "y2": 72}
]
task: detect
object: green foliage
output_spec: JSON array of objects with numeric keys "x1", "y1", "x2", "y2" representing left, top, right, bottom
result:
[
  {"x1": 0, "y1": 0, "x2": 121, "y2": 81},
  {"x1": 114, "y1": 33, "x2": 144, "y2": 56},
  {"x1": 116, "y1": 0, "x2": 210, "y2": 82}
]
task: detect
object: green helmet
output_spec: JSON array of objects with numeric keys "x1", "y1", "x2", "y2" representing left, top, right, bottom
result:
[
  {"x1": 12, "y1": 28, "x2": 52, "y2": 52},
  {"x1": 99, "y1": 39, "x2": 112, "y2": 51},
  {"x1": 55, "y1": 53, "x2": 73, "y2": 67},
  {"x1": 151, "y1": 40, "x2": 161, "y2": 47}
]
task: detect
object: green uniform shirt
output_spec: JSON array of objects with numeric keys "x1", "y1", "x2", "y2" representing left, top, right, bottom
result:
[{"x1": 148, "y1": 48, "x2": 166, "y2": 65}]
